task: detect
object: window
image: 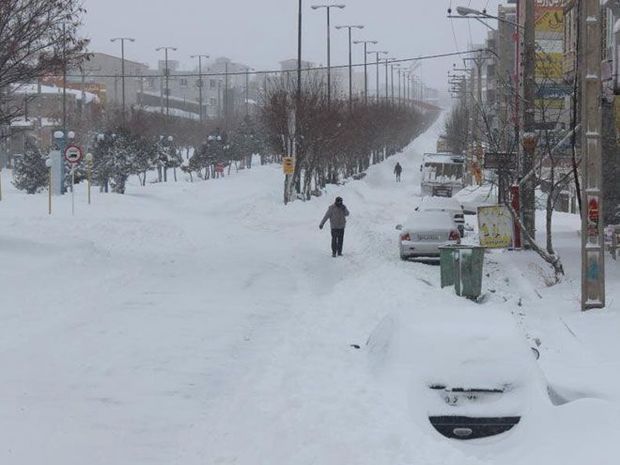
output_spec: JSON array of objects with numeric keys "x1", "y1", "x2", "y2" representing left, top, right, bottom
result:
[
  {"x1": 180, "y1": 78, "x2": 188, "y2": 87},
  {"x1": 209, "y1": 98, "x2": 217, "y2": 105},
  {"x1": 210, "y1": 79, "x2": 217, "y2": 88}
]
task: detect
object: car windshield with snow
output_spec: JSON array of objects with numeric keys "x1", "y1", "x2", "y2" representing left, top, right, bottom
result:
[{"x1": 414, "y1": 196, "x2": 466, "y2": 237}]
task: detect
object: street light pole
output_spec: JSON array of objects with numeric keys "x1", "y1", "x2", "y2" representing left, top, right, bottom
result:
[
  {"x1": 156, "y1": 46, "x2": 177, "y2": 119},
  {"x1": 312, "y1": 4, "x2": 346, "y2": 108},
  {"x1": 190, "y1": 54, "x2": 210, "y2": 123},
  {"x1": 353, "y1": 40, "x2": 377, "y2": 105},
  {"x1": 335, "y1": 24, "x2": 364, "y2": 108},
  {"x1": 111, "y1": 37, "x2": 135, "y2": 119}
]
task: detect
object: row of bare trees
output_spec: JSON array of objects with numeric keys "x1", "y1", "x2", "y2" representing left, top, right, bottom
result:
[{"x1": 261, "y1": 78, "x2": 439, "y2": 202}]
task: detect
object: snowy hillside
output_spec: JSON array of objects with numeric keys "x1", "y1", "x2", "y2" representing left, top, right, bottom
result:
[{"x1": 1, "y1": 116, "x2": 619, "y2": 465}]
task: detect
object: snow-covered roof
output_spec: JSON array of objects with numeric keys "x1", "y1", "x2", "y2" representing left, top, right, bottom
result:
[
  {"x1": 423, "y1": 153, "x2": 464, "y2": 164},
  {"x1": 417, "y1": 196, "x2": 464, "y2": 210},
  {"x1": 10, "y1": 83, "x2": 100, "y2": 104},
  {"x1": 10, "y1": 118, "x2": 34, "y2": 128},
  {"x1": 141, "y1": 91, "x2": 199, "y2": 105},
  {"x1": 10, "y1": 116, "x2": 60, "y2": 128},
  {"x1": 142, "y1": 105, "x2": 200, "y2": 120}
]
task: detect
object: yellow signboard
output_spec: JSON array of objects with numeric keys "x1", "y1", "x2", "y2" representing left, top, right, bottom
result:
[
  {"x1": 535, "y1": 52, "x2": 563, "y2": 79},
  {"x1": 535, "y1": 9, "x2": 563, "y2": 33},
  {"x1": 535, "y1": 98, "x2": 565, "y2": 110},
  {"x1": 478, "y1": 206, "x2": 514, "y2": 249},
  {"x1": 282, "y1": 157, "x2": 295, "y2": 175}
]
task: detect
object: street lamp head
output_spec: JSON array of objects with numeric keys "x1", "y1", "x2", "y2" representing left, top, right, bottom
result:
[
  {"x1": 336, "y1": 24, "x2": 364, "y2": 30},
  {"x1": 111, "y1": 37, "x2": 135, "y2": 42},
  {"x1": 456, "y1": 6, "x2": 482, "y2": 16},
  {"x1": 312, "y1": 3, "x2": 345, "y2": 9}
]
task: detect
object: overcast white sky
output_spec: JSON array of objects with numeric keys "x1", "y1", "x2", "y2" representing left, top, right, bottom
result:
[{"x1": 82, "y1": 0, "x2": 503, "y2": 90}]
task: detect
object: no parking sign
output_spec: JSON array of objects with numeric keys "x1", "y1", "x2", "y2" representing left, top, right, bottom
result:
[{"x1": 64, "y1": 145, "x2": 83, "y2": 164}]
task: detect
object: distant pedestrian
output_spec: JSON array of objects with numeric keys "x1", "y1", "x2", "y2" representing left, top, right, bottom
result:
[
  {"x1": 319, "y1": 196, "x2": 350, "y2": 257},
  {"x1": 394, "y1": 162, "x2": 402, "y2": 182}
]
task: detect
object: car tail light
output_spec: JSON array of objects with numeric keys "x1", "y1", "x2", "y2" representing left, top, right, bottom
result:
[
  {"x1": 449, "y1": 230, "x2": 461, "y2": 243},
  {"x1": 400, "y1": 233, "x2": 411, "y2": 242}
]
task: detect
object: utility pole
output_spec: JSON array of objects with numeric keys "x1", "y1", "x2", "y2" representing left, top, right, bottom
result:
[
  {"x1": 353, "y1": 40, "x2": 377, "y2": 105},
  {"x1": 297, "y1": 0, "x2": 302, "y2": 104},
  {"x1": 190, "y1": 54, "x2": 210, "y2": 123},
  {"x1": 397, "y1": 67, "x2": 402, "y2": 105},
  {"x1": 521, "y1": 0, "x2": 536, "y2": 241},
  {"x1": 335, "y1": 24, "x2": 364, "y2": 108},
  {"x1": 60, "y1": 22, "x2": 67, "y2": 194},
  {"x1": 368, "y1": 50, "x2": 387, "y2": 103},
  {"x1": 384, "y1": 58, "x2": 390, "y2": 101},
  {"x1": 390, "y1": 63, "x2": 395, "y2": 104},
  {"x1": 580, "y1": 0, "x2": 605, "y2": 310},
  {"x1": 311, "y1": 4, "x2": 346, "y2": 108},
  {"x1": 224, "y1": 61, "x2": 229, "y2": 129},
  {"x1": 156, "y1": 46, "x2": 177, "y2": 119},
  {"x1": 245, "y1": 67, "x2": 252, "y2": 117},
  {"x1": 111, "y1": 37, "x2": 135, "y2": 119}
]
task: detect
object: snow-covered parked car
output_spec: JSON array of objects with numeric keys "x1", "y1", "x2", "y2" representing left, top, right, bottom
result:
[
  {"x1": 414, "y1": 196, "x2": 466, "y2": 237},
  {"x1": 397, "y1": 211, "x2": 460, "y2": 260},
  {"x1": 366, "y1": 307, "x2": 549, "y2": 441}
]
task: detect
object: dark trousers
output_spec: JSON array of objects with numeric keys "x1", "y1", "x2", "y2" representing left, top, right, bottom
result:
[
  {"x1": 331, "y1": 228, "x2": 345, "y2": 255},
  {"x1": 395, "y1": 172, "x2": 401, "y2": 182}
]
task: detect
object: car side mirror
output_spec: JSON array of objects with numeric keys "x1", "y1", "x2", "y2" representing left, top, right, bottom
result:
[{"x1": 395, "y1": 224, "x2": 403, "y2": 231}]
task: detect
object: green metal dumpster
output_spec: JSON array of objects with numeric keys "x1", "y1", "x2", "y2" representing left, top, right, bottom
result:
[{"x1": 439, "y1": 245, "x2": 485, "y2": 299}]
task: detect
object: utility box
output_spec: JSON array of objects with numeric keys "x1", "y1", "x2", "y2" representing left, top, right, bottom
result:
[{"x1": 439, "y1": 245, "x2": 485, "y2": 300}]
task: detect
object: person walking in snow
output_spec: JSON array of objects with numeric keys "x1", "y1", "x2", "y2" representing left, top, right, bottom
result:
[
  {"x1": 394, "y1": 162, "x2": 403, "y2": 182},
  {"x1": 319, "y1": 196, "x2": 350, "y2": 257}
]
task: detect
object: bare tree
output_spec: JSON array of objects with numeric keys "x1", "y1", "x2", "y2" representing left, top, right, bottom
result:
[{"x1": 0, "y1": 0, "x2": 88, "y2": 127}]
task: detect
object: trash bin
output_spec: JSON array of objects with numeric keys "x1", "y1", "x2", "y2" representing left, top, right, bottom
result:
[
  {"x1": 439, "y1": 246, "x2": 457, "y2": 288},
  {"x1": 439, "y1": 245, "x2": 485, "y2": 299}
]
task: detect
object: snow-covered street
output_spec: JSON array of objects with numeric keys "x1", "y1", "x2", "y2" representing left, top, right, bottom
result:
[{"x1": 1, "y1": 117, "x2": 619, "y2": 465}]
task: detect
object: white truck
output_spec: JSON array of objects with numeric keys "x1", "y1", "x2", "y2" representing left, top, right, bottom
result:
[{"x1": 420, "y1": 153, "x2": 465, "y2": 198}]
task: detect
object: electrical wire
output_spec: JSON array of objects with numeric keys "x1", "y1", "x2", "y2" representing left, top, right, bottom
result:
[{"x1": 46, "y1": 49, "x2": 487, "y2": 80}]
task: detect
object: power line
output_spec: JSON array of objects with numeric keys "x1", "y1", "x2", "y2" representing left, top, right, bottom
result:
[{"x1": 43, "y1": 49, "x2": 487, "y2": 80}]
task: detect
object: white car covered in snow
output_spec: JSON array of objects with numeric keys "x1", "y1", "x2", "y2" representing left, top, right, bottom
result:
[
  {"x1": 397, "y1": 211, "x2": 460, "y2": 260},
  {"x1": 414, "y1": 196, "x2": 466, "y2": 237},
  {"x1": 366, "y1": 308, "x2": 549, "y2": 441}
]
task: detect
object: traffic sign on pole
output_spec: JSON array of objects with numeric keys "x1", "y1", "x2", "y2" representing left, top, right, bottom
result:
[
  {"x1": 64, "y1": 145, "x2": 83, "y2": 164},
  {"x1": 283, "y1": 157, "x2": 295, "y2": 175}
]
